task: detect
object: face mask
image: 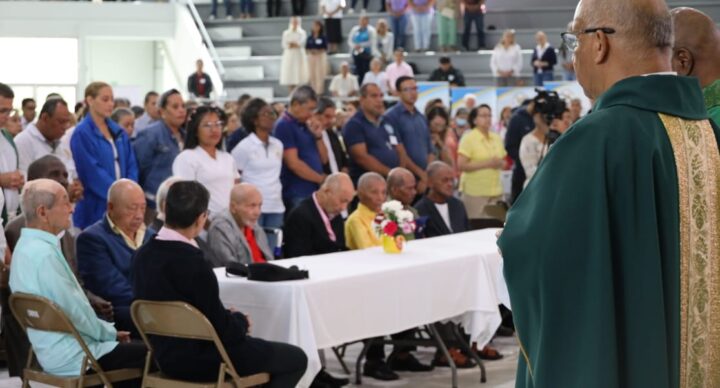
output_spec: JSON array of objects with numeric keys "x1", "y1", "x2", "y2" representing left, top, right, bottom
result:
[{"x1": 456, "y1": 118, "x2": 467, "y2": 127}]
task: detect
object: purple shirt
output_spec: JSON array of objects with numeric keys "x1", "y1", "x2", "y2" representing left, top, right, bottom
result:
[{"x1": 388, "y1": 0, "x2": 408, "y2": 12}]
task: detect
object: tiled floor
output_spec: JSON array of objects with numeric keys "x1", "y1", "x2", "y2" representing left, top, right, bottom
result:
[{"x1": 0, "y1": 336, "x2": 518, "y2": 387}]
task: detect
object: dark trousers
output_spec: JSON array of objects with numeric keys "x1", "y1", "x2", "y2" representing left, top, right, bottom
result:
[
  {"x1": 291, "y1": 0, "x2": 305, "y2": 15},
  {"x1": 211, "y1": 0, "x2": 232, "y2": 17},
  {"x1": 462, "y1": 11, "x2": 485, "y2": 49},
  {"x1": 240, "y1": 0, "x2": 254, "y2": 14},
  {"x1": 234, "y1": 341, "x2": 308, "y2": 388},
  {"x1": 266, "y1": 0, "x2": 281, "y2": 16},
  {"x1": 1, "y1": 287, "x2": 30, "y2": 377},
  {"x1": 353, "y1": 52, "x2": 372, "y2": 84},
  {"x1": 93, "y1": 341, "x2": 147, "y2": 388},
  {"x1": 366, "y1": 329, "x2": 416, "y2": 362}
]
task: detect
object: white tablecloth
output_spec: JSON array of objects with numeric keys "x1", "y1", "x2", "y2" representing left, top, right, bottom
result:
[{"x1": 215, "y1": 228, "x2": 509, "y2": 387}]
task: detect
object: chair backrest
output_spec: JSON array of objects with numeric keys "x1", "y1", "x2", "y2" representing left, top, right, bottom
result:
[
  {"x1": 9, "y1": 293, "x2": 76, "y2": 335},
  {"x1": 131, "y1": 300, "x2": 218, "y2": 341},
  {"x1": 131, "y1": 300, "x2": 243, "y2": 381}
]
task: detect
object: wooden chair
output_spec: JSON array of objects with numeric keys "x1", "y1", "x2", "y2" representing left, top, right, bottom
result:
[
  {"x1": 130, "y1": 300, "x2": 270, "y2": 388},
  {"x1": 8, "y1": 292, "x2": 142, "y2": 388}
]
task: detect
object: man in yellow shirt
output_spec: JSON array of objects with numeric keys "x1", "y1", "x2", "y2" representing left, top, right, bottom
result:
[{"x1": 344, "y1": 172, "x2": 386, "y2": 250}]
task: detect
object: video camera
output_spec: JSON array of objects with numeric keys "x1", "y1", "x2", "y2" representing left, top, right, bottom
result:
[{"x1": 532, "y1": 89, "x2": 566, "y2": 126}]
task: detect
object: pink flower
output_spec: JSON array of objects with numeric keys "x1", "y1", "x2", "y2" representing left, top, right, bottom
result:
[{"x1": 383, "y1": 221, "x2": 398, "y2": 236}]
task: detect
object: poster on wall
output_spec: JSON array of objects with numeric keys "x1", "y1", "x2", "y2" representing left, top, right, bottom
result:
[
  {"x1": 496, "y1": 86, "x2": 538, "y2": 121},
  {"x1": 450, "y1": 87, "x2": 497, "y2": 121},
  {"x1": 415, "y1": 82, "x2": 450, "y2": 113}
]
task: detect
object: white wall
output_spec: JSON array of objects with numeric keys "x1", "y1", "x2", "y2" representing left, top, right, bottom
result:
[{"x1": 0, "y1": 1, "x2": 222, "y2": 104}]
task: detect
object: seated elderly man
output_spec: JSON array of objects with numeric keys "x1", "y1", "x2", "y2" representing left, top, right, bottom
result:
[
  {"x1": 3, "y1": 156, "x2": 114, "y2": 377},
  {"x1": 415, "y1": 161, "x2": 504, "y2": 361},
  {"x1": 344, "y1": 172, "x2": 386, "y2": 250},
  {"x1": 283, "y1": 172, "x2": 354, "y2": 258},
  {"x1": 132, "y1": 181, "x2": 307, "y2": 387},
  {"x1": 207, "y1": 183, "x2": 273, "y2": 267},
  {"x1": 9, "y1": 179, "x2": 144, "y2": 382},
  {"x1": 344, "y1": 172, "x2": 433, "y2": 380},
  {"x1": 415, "y1": 161, "x2": 469, "y2": 237},
  {"x1": 387, "y1": 167, "x2": 418, "y2": 214},
  {"x1": 76, "y1": 179, "x2": 153, "y2": 334}
]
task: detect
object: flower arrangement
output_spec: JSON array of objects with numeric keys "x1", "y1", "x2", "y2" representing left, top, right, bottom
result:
[{"x1": 373, "y1": 200, "x2": 416, "y2": 253}]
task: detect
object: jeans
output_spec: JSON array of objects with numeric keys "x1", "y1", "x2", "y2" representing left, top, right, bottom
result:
[
  {"x1": 390, "y1": 14, "x2": 408, "y2": 49},
  {"x1": 411, "y1": 12, "x2": 433, "y2": 51},
  {"x1": 462, "y1": 11, "x2": 485, "y2": 49},
  {"x1": 533, "y1": 71, "x2": 554, "y2": 86},
  {"x1": 436, "y1": 13, "x2": 457, "y2": 47},
  {"x1": 240, "y1": 0, "x2": 254, "y2": 14},
  {"x1": 211, "y1": 0, "x2": 232, "y2": 17},
  {"x1": 259, "y1": 212, "x2": 284, "y2": 255}
]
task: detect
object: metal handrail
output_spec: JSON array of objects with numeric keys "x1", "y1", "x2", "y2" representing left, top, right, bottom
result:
[{"x1": 182, "y1": 0, "x2": 226, "y2": 77}]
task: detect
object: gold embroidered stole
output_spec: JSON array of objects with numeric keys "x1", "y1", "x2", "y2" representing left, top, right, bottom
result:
[{"x1": 658, "y1": 114, "x2": 720, "y2": 388}]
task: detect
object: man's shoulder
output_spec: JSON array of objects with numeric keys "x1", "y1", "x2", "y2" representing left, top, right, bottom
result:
[
  {"x1": 78, "y1": 218, "x2": 111, "y2": 239},
  {"x1": 287, "y1": 197, "x2": 316, "y2": 219}
]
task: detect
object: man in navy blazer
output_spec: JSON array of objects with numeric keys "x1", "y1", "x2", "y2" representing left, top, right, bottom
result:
[
  {"x1": 77, "y1": 179, "x2": 153, "y2": 334},
  {"x1": 414, "y1": 161, "x2": 469, "y2": 237}
]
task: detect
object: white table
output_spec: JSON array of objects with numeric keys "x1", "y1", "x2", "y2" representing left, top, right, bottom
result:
[{"x1": 215, "y1": 228, "x2": 509, "y2": 387}]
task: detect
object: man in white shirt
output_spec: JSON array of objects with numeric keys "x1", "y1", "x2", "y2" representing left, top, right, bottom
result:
[
  {"x1": 0, "y1": 83, "x2": 23, "y2": 222},
  {"x1": 14, "y1": 98, "x2": 83, "y2": 203},
  {"x1": 414, "y1": 161, "x2": 468, "y2": 237},
  {"x1": 329, "y1": 62, "x2": 360, "y2": 98},
  {"x1": 20, "y1": 98, "x2": 36, "y2": 130},
  {"x1": 133, "y1": 91, "x2": 160, "y2": 133}
]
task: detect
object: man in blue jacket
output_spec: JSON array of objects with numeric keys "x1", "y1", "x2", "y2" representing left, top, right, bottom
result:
[{"x1": 77, "y1": 179, "x2": 153, "y2": 335}]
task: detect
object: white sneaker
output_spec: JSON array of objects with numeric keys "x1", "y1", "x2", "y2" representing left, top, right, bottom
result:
[
  {"x1": 348, "y1": 8, "x2": 354, "y2": 14},
  {"x1": 226, "y1": 15, "x2": 233, "y2": 20},
  {"x1": 209, "y1": 14, "x2": 216, "y2": 20}
]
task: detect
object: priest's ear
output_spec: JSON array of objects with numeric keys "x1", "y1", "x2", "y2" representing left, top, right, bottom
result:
[
  {"x1": 590, "y1": 30, "x2": 611, "y2": 65},
  {"x1": 671, "y1": 48, "x2": 695, "y2": 76}
]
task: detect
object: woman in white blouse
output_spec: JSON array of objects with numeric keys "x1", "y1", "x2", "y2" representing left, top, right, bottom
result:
[
  {"x1": 490, "y1": 29, "x2": 523, "y2": 87},
  {"x1": 279, "y1": 17, "x2": 310, "y2": 91},
  {"x1": 519, "y1": 108, "x2": 549, "y2": 188},
  {"x1": 172, "y1": 106, "x2": 240, "y2": 215}
]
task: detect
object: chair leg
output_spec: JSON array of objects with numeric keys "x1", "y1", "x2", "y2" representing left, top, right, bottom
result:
[
  {"x1": 354, "y1": 338, "x2": 374, "y2": 385},
  {"x1": 427, "y1": 324, "x2": 457, "y2": 388},
  {"x1": 332, "y1": 347, "x2": 351, "y2": 375},
  {"x1": 451, "y1": 324, "x2": 486, "y2": 383}
]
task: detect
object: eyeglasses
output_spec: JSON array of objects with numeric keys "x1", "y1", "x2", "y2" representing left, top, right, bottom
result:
[
  {"x1": 261, "y1": 109, "x2": 278, "y2": 118},
  {"x1": 201, "y1": 120, "x2": 225, "y2": 129},
  {"x1": 561, "y1": 27, "x2": 616, "y2": 52}
]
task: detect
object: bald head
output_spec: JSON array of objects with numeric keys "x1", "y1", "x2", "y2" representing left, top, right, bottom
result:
[
  {"x1": 671, "y1": 7, "x2": 720, "y2": 87},
  {"x1": 572, "y1": 0, "x2": 673, "y2": 99},
  {"x1": 22, "y1": 179, "x2": 71, "y2": 233},
  {"x1": 230, "y1": 183, "x2": 262, "y2": 227},
  {"x1": 387, "y1": 168, "x2": 416, "y2": 206},
  {"x1": 357, "y1": 172, "x2": 386, "y2": 212},
  {"x1": 107, "y1": 179, "x2": 146, "y2": 237},
  {"x1": 317, "y1": 173, "x2": 355, "y2": 216}
]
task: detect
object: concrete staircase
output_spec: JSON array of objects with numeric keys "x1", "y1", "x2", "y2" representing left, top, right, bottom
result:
[{"x1": 195, "y1": 0, "x2": 720, "y2": 98}]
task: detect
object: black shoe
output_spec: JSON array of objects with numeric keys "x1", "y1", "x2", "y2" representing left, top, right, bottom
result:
[
  {"x1": 387, "y1": 352, "x2": 434, "y2": 372},
  {"x1": 315, "y1": 368, "x2": 349, "y2": 387},
  {"x1": 495, "y1": 325, "x2": 515, "y2": 337},
  {"x1": 363, "y1": 361, "x2": 400, "y2": 381}
]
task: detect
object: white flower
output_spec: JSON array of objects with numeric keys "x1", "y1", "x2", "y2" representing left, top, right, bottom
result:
[
  {"x1": 398, "y1": 210, "x2": 414, "y2": 222},
  {"x1": 382, "y1": 200, "x2": 403, "y2": 214}
]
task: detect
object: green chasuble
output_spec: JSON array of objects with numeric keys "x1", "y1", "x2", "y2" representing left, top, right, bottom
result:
[
  {"x1": 704, "y1": 79, "x2": 720, "y2": 126},
  {"x1": 497, "y1": 75, "x2": 720, "y2": 388}
]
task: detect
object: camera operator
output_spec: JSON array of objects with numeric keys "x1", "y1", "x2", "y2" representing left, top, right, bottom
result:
[{"x1": 519, "y1": 91, "x2": 566, "y2": 188}]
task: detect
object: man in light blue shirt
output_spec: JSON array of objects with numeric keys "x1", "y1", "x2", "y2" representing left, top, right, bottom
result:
[{"x1": 9, "y1": 179, "x2": 144, "y2": 382}]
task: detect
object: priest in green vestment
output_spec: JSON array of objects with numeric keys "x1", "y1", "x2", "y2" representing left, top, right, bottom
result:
[
  {"x1": 497, "y1": 0, "x2": 720, "y2": 387},
  {"x1": 670, "y1": 7, "x2": 720, "y2": 126}
]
